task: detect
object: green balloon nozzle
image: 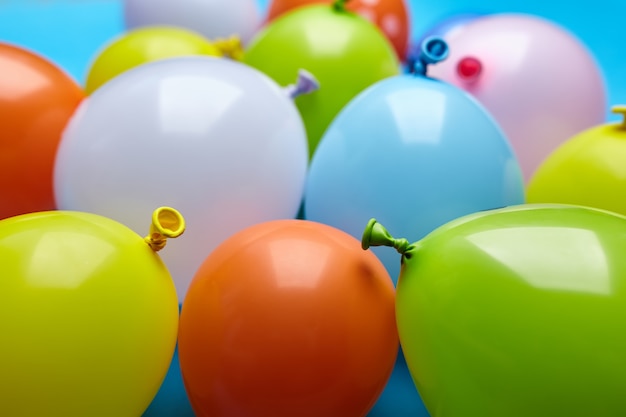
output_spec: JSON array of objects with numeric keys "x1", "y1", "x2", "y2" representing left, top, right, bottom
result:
[
  {"x1": 361, "y1": 218, "x2": 411, "y2": 255},
  {"x1": 145, "y1": 207, "x2": 186, "y2": 252},
  {"x1": 333, "y1": 0, "x2": 351, "y2": 12}
]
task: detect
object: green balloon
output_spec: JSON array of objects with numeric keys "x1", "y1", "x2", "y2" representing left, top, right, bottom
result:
[
  {"x1": 363, "y1": 204, "x2": 626, "y2": 416},
  {"x1": 243, "y1": 4, "x2": 400, "y2": 158}
]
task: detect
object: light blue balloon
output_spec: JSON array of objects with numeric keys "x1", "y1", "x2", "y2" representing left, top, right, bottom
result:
[
  {"x1": 304, "y1": 39, "x2": 524, "y2": 417},
  {"x1": 304, "y1": 42, "x2": 525, "y2": 285}
]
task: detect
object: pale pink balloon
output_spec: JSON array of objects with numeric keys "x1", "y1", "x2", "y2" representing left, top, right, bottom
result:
[{"x1": 428, "y1": 14, "x2": 607, "y2": 182}]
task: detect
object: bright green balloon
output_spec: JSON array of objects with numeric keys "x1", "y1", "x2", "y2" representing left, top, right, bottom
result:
[
  {"x1": 362, "y1": 204, "x2": 626, "y2": 417},
  {"x1": 243, "y1": 4, "x2": 400, "y2": 158}
]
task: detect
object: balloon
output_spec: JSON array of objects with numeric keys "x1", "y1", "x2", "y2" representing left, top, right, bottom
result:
[
  {"x1": 85, "y1": 26, "x2": 236, "y2": 94},
  {"x1": 304, "y1": 37, "x2": 525, "y2": 284},
  {"x1": 244, "y1": 3, "x2": 400, "y2": 158},
  {"x1": 265, "y1": 0, "x2": 411, "y2": 61},
  {"x1": 178, "y1": 219, "x2": 398, "y2": 417},
  {"x1": 427, "y1": 13, "x2": 607, "y2": 182},
  {"x1": 363, "y1": 203, "x2": 626, "y2": 416},
  {"x1": 0, "y1": 207, "x2": 184, "y2": 417},
  {"x1": 124, "y1": 0, "x2": 261, "y2": 44},
  {"x1": 54, "y1": 56, "x2": 309, "y2": 300},
  {"x1": 0, "y1": 43, "x2": 84, "y2": 220},
  {"x1": 527, "y1": 106, "x2": 626, "y2": 216}
]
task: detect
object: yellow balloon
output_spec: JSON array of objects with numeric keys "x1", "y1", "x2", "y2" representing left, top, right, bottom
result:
[
  {"x1": 85, "y1": 26, "x2": 241, "y2": 94},
  {"x1": 527, "y1": 106, "x2": 626, "y2": 216},
  {"x1": 0, "y1": 207, "x2": 184, "y2": 417}
]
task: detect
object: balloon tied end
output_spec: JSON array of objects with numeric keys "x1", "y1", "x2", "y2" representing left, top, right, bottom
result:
[
  {"x1": 145, "y1": 207, "x2": 186, "y2": 252},
  {"x1": 213, "y1": 36, "x2": 244, "y2": 61},
  {"x1": 361, "y1": 219, "x2": 411, "y2": 255}
]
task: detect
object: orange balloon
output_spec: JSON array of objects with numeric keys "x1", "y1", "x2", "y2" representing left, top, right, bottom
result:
[
  {"x1": 0, "y1": 43, "x2": 84, "y2": 220},
  {"x1": 265, "y1": 0, "x2": 410, "y2": 61},
  {"x1": 178, "y1": 219, "x2": 398, "y2": 417}
]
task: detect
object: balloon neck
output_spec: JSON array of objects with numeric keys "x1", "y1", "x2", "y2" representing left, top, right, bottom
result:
[
  {"x1": 333, "y1": 0, "x2": 351, "y2": 12},
  {"x1": 362, "y1": 219, "x2": 412, "y2": 255},
  {"x1": 412, "y1": 37, "x2": 449, "y2": 77},
  {"x1": 284, "y1": 69, "x2": 320, "y2": 99},
  {"x1": 612, "y1": 105, "x2": 626, "y2": 130},
  {"x1": 213, "y1": 36, "x2": 244, "y2": 61},
  {"x1": 145, "y1": 207, "x2": 186, "y2": 252}
]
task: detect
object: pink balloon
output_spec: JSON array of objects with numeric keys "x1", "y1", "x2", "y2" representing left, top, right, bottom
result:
[{"x1": 428, "y1": 14, "x2": 607, "y2": 182}]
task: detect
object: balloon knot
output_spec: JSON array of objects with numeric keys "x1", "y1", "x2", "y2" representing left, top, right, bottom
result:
[
  {"x1": 213, "y1": 36, "x2": 244, "y2": 61},
  {"x1": 333, "y1": 0, "x2": 350, "y2": 12},
  {"x1": 285, "y1": 69, "x2": 320, "y2": 99},
  {"x1": 412, "y1": 36, "x2": 449, "y2": 77}
]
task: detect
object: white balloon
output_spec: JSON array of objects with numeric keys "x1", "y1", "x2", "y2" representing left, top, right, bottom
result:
[
  {"x1": 54, "y1": 56, "x2": 308, "y2": 299},
  {"x1": 123, "y1": 0, "x2": 261, "y2": 43}
]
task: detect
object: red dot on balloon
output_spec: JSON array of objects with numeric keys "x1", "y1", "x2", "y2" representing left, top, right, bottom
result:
[{"x1": 457, "y1": 57, "x2": 482, "y2": 81}]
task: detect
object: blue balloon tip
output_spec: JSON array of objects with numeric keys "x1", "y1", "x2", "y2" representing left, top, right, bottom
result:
[{"x1": 412, "y1": 36, "x2": 449, "y2": 77}]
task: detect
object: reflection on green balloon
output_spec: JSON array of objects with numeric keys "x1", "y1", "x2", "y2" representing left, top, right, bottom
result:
[
  {"x1": 243, "y1": 4, "x2": 400, "y2": 158},
  {"x1": 363, "y1": 204, "x2": 626, "y2": 417}
]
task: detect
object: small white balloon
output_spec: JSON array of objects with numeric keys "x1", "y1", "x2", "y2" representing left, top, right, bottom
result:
[
  {"x1": 54, "y1": 56, "x2": 309, "y2": 299},
  {"x1": 123, "y1": 0, "x2": 261, "y2": 43}
]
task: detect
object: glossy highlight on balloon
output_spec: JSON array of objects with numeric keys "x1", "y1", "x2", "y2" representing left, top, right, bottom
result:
[
  {"x1": 0, "y1": 207, "x2": 182, "y2": 417},
  {"x1": 363, "y1": 204, "x2": 626, "y2": 417},
  {"x1": 0, "y1": 42, "x2": 84, "y2": 220},
  {"x1": 178, "y1": 219, "x2": 398, "y2": 417}
]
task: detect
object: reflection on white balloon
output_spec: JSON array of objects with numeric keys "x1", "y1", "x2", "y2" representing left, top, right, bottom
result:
[{"x1": 54, "y1": 56, "x2": 309, "y2": 299}]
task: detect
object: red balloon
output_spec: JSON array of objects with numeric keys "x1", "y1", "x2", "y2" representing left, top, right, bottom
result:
[
  {"x1": 0, "y1": 43, "x2": 84, "y2": 220},
  {"x1": 265, "y1": 0, "x2": 411, "y2": 61},
  {"x1": 178, "y1": 219, "x2": 398, "y2": 417}
]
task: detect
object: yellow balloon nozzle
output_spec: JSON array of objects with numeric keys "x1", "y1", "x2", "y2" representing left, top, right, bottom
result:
[
  {"x1": 213, "y1": 36, "x2": 244, "y2": 61},
  {"x1": 612, "y1": 105, "x2": 626, "y2": 130},
  {"x1": 145, "y1": 207, "x2": 186, "y2": 252}
]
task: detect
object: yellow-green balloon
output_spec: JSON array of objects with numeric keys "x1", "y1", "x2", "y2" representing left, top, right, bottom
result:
[
  {"x1": 243, "y1": 4, "x2": 400, "y2": 158},
  {"x1": 0, "y1": 208, "x2": 184, "y2": 417},
  {"x1": 85, "y1": 26, "x2": 224, "y2": 94},
  {"x1": 527, "y1": 106, "x2": 626, "y2": 216},
  {"x1": 362, "y1": 204, "x2": 626, "y2": 417}
]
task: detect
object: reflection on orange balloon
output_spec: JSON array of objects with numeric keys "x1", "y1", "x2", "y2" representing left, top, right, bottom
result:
[
  {"x1": 178, "y1": 219, "x2": 398, "y2": 417},
  {"x1": 265, "y1": 0, "x2": 410, "y2": 61},
  {"x1": 0, "y1": 43, "x2": 84, "y2": 220}
]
